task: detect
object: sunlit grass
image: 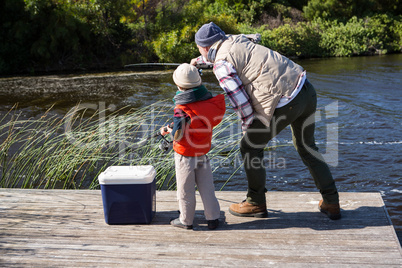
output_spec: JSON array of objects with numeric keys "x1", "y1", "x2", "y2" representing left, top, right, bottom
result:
[{"x1": 0, "y1": 101, "x2": 244, "y2": 190}]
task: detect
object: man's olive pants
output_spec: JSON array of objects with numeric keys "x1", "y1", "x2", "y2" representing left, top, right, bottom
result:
[{"x1": 240, "y1": 80, "x2": 339, "y2": 205}]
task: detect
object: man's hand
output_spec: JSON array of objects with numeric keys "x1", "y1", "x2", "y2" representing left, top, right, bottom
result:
[{"x1": 190, "y1": 58, "x2": 198, "y2": 66}]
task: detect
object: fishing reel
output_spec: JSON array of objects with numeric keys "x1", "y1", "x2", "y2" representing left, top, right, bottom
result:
[
  {"x1": 157, "y1": 123, "x2": 173, "y2": 152},
  {"x1": 158, "y1": 134, "x2": 172, "y2": 152},
  {"x1": 196, "y1": 62, "x2": 213, "y2": 76}
]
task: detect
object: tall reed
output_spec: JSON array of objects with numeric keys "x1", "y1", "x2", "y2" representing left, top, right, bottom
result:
[{"x1": 0, "y1": 101, "x2": 243, "y2": 190}]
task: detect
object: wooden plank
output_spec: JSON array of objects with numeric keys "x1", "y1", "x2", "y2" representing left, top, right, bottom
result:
[{"x1": 0, "y1": 189, "x2": 401, "y2": 267}]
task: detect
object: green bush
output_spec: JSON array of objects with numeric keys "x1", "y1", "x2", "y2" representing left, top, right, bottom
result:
[
  {"x1": 203, "y1": 0, "x2": 271, "y2": 25},
  {"x1": 152, "y1": 26, "x2": 199, "y2": 63},
  {"x1": 259, "y1": 22, "x2": 324, "y2": 58},
  {"x1": 319, "y1": 17, "x2": 369, "y2": 57},
  {"x1": 392, "y1": 16, "x2": 402, "y2": 52},
  {"x1": 303, "y1": 0, "x2": 401, "y2": 21},
  {"x1": 151, "y1": 0, "x2": 239, "y2": 64},
  {"x1": 317, "y1": 15, "x2": 402, "y2": 56},
  {"x1": 262, "y1": 24, "x2": 298, "y2": 55},
  {"x1": 365, "y1": 14, "x2": 402, "y2": 54},
  {"x1": 217, "y1": 14, "x2": 401, "y2": 58}
]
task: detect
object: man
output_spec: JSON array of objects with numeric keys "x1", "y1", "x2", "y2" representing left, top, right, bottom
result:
[{"x1": 191, "y1": 22, "x2": 341, "y2": 220}]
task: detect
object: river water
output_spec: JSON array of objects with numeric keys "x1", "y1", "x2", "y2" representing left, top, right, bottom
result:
[{"x1": 0, "y1": 54, "x2": 401, "y2": 242}]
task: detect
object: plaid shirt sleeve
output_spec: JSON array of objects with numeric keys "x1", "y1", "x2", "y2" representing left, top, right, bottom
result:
[{"x1": 213, "y1": 60, "x2": 254, "y2": 131}]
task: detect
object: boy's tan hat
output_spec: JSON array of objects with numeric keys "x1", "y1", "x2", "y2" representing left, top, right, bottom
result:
[{"x1": 173, "y1": 63, "x2": 202, "y2": 89}]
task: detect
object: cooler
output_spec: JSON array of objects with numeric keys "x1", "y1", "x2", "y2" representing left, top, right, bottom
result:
[{"x1": 99, "y1": 165, "x2": 156, "y2": 224}]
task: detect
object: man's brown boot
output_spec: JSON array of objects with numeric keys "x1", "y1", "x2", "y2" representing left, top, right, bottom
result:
[
  {"x1": 319, "y1": 199, "x2": 341, "y2": 220},
  {"x1": 229, "y1": 200, "x2": 268, "y2": 218}
]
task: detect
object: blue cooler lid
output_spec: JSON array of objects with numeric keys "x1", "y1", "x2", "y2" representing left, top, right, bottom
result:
[{"x1": 99, "y1": 165, "x2": 156, "y2": 185}]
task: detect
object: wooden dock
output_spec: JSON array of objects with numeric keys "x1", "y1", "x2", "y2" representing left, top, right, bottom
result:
[{"x1": 1, "y1": 189, "x2": 401, "y2": 267}]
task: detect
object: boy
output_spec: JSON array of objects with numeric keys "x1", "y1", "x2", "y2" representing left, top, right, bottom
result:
[{"x1": 161, "y1": 63, "x2": 225, "y2": 230}]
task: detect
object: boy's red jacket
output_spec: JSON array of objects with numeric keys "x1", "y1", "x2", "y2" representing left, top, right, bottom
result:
[{"x1": 173, "y1": 94, "x2": 225, "y2": 156}]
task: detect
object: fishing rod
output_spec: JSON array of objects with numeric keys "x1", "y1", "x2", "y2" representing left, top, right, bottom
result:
[
  {"x1": 128, "y1": 123, "x2": 173, "y2": 152},
  {"x1": 124, "y1": 62, "x2": 213, "y2": 69}
]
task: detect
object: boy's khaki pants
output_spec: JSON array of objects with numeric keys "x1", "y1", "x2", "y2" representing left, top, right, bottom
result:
[{"x1": 174, "y1": 152, "x2": 220, "y2": 226}]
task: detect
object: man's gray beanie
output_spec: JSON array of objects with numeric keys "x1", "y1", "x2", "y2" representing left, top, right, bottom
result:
[{"x1": 195, "y1": 22, "x2": 226, "y2": 47}]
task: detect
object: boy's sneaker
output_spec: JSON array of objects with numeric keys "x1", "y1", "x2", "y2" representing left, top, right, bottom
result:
[
  {"x1": 170, "y1": 218, "x2": 193, "y2": 229},
  {"x1": 207, "y1": 219, "x2": 219, "y2": 230},
  {"x1": 319, "y1": 199, "x2": 341, "y2": 220}
]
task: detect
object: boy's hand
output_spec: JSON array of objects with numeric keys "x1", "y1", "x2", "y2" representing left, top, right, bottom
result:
[{"x1": 160, "y1": 125, "x2": 173, "y2": 136}]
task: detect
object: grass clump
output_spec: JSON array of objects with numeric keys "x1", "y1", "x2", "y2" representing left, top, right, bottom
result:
[{"x1": 0, "y1": 101, "x2": 244, "y2": 190}]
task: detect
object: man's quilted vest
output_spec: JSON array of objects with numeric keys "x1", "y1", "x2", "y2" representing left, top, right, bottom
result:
[{"x1": 215, "y1": 34, "x2": 304, "y2": 125}]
